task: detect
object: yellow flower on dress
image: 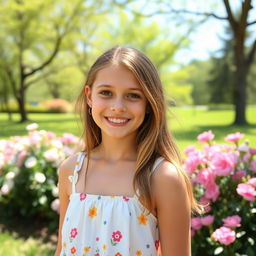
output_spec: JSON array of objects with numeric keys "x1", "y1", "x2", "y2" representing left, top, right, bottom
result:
[
  {"x1": 110, "y1": 195, "x2": 115, "y2": 198},
  {"x1": 84, "y1": 246, "x2": 90, "y2": 252},
  {"x1": 88, "y1": 206, "x2": 97, "y2": 218},
  {"x1": 136, "y1": 251, "x2": 142, "y2": 256},
  {"x1": 103, "y1": 244, "x2": 107, "y2": 250},
  {"x1": 138, "y1": 213, "x2": 148, "y2": 225},
  {"x1": 63, "y1": 242, "x2": 67, "y2": 248}
]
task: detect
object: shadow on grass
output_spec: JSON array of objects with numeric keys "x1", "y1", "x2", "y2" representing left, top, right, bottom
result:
[{"x1": 0, "y1": 216, "x2": 57, "y2": 247}]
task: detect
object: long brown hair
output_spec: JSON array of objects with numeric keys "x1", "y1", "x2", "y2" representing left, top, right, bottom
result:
[{"x1": 75, "y1": 46, "x2": 204, "y2": 215}]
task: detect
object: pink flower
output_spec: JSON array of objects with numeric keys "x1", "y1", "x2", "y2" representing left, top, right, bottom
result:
[
  {"x1": 197, "y1": 168, "x2": 215, "y2": 187},
  {"x1": 250, "y1": 161, "x2": 256, "y2": 173},
  {"x1": 80, "y1": 193, "x2": 87, "y2": 201},
  {"x1": 225, "y1": 132, "x2": 244, "y2": 143},
  {"x1": 222, "y1": 215, "x2": 241, "y2": 228},
  {"x1": 112, "y1": 231, "x2": 122, "y2": 242},
  {"x1": 197, "y1": 130, "x2": 215, "y2": 143},
  {"x1": 212, "y1": 226, "x2": 236, "y2": 245},
  {"x1": 199, "y1": 197, "x2": 211, "y2": 212},
  {"x1": 236, "y1": 183, "x2": 256, "y2": 201},
  {"x1": 70, "y1": 228, "x2": 78, "y2": 238},
  {"x1": 191, "y1": 217, "x2": 202, "y2": 230},
  {"x1": 183, "y1": 151, "x2": 204, "y2": 174},
  {"x1": 184, "y1": 145, "x2": 196, "y2": 155},
  {"x1": 201, "y1": 215, "x2": 214, "y2": 226},
  {"x1": 123, "y1": 196, "x2": 129, "y2": 201},
  {"x1": 249, "y1": 148, "x2": 256, "y2": 155},
  {"x1": 212, "y1": 153, "x2": 236, "y2": 176},
  {"x1": 248, "y1": 178, "x2": 256, "y2": 187},
  {"x1": 205, "y1": 181, "x2": 220, "y2": 201},
  {"x1": 231, "y1": 170, "x2": 246, "y2": 181},
  {"x1": 17, "y1": 151, "x2": 27, "y2": 167}
]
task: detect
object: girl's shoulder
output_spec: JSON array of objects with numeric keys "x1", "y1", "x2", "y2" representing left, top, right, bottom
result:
[{"x1": 58, "y1": 152, "x2": 81, "y2": 178}]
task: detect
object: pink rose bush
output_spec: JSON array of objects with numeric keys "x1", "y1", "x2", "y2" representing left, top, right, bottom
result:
[
  {"x1": 0, "y1": 124, "x2": 81, "y2": 229},
  {"x1": 186, "y1": 131, "x2": 256, "y2": 255}
]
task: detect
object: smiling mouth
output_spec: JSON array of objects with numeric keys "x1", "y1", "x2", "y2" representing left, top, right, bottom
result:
[{"x1": 105, "y1": 117, "x2": 130, "y2": 125}]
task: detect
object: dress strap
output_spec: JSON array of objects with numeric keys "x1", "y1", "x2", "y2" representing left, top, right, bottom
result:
[
  {"x1": 71, "y1": 152, "x2": 86, "y2": 194},
  {"x1": 135, "y1": 156, "x2": 165, "y2": 197}
]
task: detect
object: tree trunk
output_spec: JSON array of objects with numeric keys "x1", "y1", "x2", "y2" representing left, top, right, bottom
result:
[
  {"x1": 17, "y1": 90, "x2": 28, "y2": 122},
  {"x1": 233, "y1": 66, "x2": 248, "y2": 125}
]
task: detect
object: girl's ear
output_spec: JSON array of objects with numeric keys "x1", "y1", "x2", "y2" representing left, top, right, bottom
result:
[{"x1": 84, "y1": 85, "x2": 92, "y2": 107}]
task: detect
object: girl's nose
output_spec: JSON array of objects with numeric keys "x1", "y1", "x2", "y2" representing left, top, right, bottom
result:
[{"x1": 110, "y1": 99, "x2": 126, "y2": 112}]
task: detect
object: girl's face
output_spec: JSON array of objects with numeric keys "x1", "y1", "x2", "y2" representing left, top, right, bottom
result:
[{"x1": 85, "y1": 64, "x2": 147, "y2": 140}]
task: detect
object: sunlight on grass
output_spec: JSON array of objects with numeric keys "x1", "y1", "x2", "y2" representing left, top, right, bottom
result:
[{"x1": 0, "y1": 232, "x2": 54, "y2": 256}]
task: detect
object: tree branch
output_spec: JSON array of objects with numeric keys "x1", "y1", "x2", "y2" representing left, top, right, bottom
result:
[
  {"x1": 247, "y1": 20, "x2": 256, "y2": 25},
  {"x1": 223, "y1": 0, "x2": 238, "y2": 31}
]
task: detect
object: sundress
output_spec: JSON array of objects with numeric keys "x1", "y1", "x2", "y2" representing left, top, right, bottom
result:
[{"x1": 60, "y1": 152, "x2": 165, "y2": 256}]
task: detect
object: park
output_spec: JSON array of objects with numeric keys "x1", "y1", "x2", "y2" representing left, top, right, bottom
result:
[{"x1": 0, "y1": 1, "x2": 256, "y2": 255}]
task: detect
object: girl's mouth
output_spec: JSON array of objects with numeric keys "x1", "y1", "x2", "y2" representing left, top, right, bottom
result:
[{"x1": 105, "y1": 117, "x2": 130, "y2": 126}]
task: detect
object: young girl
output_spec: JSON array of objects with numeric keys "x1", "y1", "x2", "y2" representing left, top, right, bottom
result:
[{"x1": 54, "y1": 46, "x2": 203, "y2": 256}]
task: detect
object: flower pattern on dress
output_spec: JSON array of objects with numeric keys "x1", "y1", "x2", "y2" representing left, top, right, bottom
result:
[
  {"x1": 80, "y1": 193, "x2": 87, "y2": 201},
  {"x1": 60, "y1": 152, "x2": 162, "y2": 256},
  {"x1": 88, "y1": 206, "x2": 97, "y2": 218},
  {"x1": 138, "y1": 213, "x2": 148, "y2": 225}
]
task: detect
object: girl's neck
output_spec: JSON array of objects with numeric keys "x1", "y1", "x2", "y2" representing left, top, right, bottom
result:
[{"x1": 92, "y1": 135, "x2": 137, "y2": 163}]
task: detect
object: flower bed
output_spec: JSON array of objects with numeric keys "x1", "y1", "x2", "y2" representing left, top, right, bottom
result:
[{"x1": 186, "y1": 131, "x2": 256, "y2": 255}]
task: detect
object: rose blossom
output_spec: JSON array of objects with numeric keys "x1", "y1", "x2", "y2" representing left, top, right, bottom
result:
[
  {"x1": 250, "y1": 161, "x2": 256, "y2": 173},
  {"x1": 197, "y1": 130, "x2": 215, "y2": 143},
  {"x1": 25, "y1": 156, "x2": 37, "y2": 168},
  {"x1": 184, "y1": 145, "x2": 196, "y2": 156},
  {"x1": 212, "y1": 226, "x2": 236, "y2": 245},
  {"x1": 222, "y1": 215, "x2": 241, "y2": 227},
  {"x1": 183, "y1": 151, "x2": 204, "y2": 174},
  {"x1": 201, "y1": 215, "x2": 214, "y2": 226},
  {"x1": 211, "y1": 153, "x2": 236, "y2": 176},
  {"x1": 191, "y1": 217, "x2": 202, "y2": 230},
  {"x1": 249, "y1": 148, "x2": 256, "y2": 155},
  {"x1": 197, "y1": 168, "x2": 215, "y2": 187},
  {"x1": 51, "y1": 198, "x2": 60, "y2": 213},
  {"x1": 205, "y1": 181, "x2": 220, "y2": 201},
  {"x1": 225, "y1": 132, "x2": 244, "y2": 143},
  {"x1": 248, "y1": 178, "x2": 256, "y2": 187},
  {"x1": 35, "y1": 172, "x2": 46, "y2": 183},
  {"x1": 236, "y1": 183, "x2": 256, "y2": 201},
  {"x1": 231, "y1": 170, "x2": 246, "y2": 181}
]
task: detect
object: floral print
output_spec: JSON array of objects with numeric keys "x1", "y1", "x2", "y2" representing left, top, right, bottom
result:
[{"x1": 60, "y1": 152, "x2": 163, "y2": 256}]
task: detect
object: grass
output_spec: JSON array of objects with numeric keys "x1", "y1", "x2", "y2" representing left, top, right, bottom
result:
[
  {"x1": 0, "y1": 106, "x2": 255, "y2": 150},
  {"x1": 0, "y1": 232, "x2": 55, "y2": 256}
]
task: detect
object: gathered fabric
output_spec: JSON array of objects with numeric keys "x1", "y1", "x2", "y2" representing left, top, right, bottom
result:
[{"x1": 60, "y1": 152, "x2": 164, "y2": 256}]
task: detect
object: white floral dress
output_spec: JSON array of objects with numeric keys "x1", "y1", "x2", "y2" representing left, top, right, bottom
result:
[{"x1": 60, "y1": 152, "x2": 164, "y2": 256}]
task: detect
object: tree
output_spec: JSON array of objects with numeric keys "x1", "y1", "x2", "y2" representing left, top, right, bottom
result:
[
  {"x1": 123, "y1": 0, "x2": 256, "y2": 124},
  {"x1": 0, "y1": 0, "x2": 106, "y2": 122}
]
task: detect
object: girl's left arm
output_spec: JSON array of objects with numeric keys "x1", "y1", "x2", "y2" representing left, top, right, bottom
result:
[{"x1": 152, "y1": 161, "x2": 191, "y2": 256}]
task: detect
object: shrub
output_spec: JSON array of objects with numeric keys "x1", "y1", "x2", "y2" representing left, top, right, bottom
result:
[
  {"x1": 0, "y1": 123, "x2": 82, "y2": 230},
  {"x1": 185, "y1": 131, "x2": 256, "y2": 256},
  {"x1": 42, "y1": 98, "x2": 72, "y2": 113}
]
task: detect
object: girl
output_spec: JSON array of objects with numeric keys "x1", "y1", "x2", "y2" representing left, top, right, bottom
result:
[{"x1": 54, "y1": 46, "x2": 203, "y2": 256}]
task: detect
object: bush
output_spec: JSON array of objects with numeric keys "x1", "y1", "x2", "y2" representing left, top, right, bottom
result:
[
  {"x1": 0, "y1": 123, "x2": 82, "y2": 230},
  {"x1": 185, "y1": 131, "x2": 256, "y2": 256},
  {"x1": 42, "y1": 98, "x2": 72, "y2": 113}
]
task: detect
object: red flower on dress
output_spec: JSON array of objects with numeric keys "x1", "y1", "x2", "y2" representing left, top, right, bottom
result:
[
  {"x1": 115, "y1": 253, "x2": 122, "y2": 256},
  {"x1": 70, "y1": 228, "x2": 78, "y2": 238},
  {"x1": 71, "y1": 247, "x2": 76, "y2": 254},
  {"x1": 80, "y1": 193, "x2": 87, "y2": 201},
  {"x1": 123, "y1": 196, "x2": 129, "y2": 201},
  {"x1": 112, "y1": 231, "x2": 122, "y2": 242}
]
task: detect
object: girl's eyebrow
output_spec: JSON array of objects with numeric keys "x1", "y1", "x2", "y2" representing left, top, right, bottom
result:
[{"x1": 96, "y1": 84, "x2": 142, "y2": 91}]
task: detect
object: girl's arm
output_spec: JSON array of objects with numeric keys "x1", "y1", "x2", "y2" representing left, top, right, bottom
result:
[
  {"x1": 54, "y1": 156, "x2": 75, "y2": 256},
  {"x1": 152, "y1": 161, "x2": 191, "y2": 256}
]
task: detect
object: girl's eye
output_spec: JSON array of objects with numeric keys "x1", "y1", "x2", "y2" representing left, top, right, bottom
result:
[
  {"x1": 128, "y1": 93, "x2": 141, "y2": 99},
  {"x1": 99, "y1": 90, "x2": 111, "y2": 96}
]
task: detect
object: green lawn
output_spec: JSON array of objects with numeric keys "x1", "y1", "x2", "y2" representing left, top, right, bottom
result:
[{"x1": 0, "y1": 106, "x2": 255, "y2": 150}]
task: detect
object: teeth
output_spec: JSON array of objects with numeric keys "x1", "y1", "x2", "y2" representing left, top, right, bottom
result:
[{"x1": 107, "y1": 118, "x2": 128, "y2": 123}]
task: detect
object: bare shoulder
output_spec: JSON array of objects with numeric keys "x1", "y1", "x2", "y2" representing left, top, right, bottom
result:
[
  {"x1": 151, "y1": 160, "x2": 189, "y2": 204},
  {"x1": 58, "y1": 153, "x2": 79, "y2": 176}
]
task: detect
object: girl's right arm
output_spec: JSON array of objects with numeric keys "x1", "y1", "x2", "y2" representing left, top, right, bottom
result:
[{"x1": 54, "y1": 155, "x2": 76, "y2": 256}]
